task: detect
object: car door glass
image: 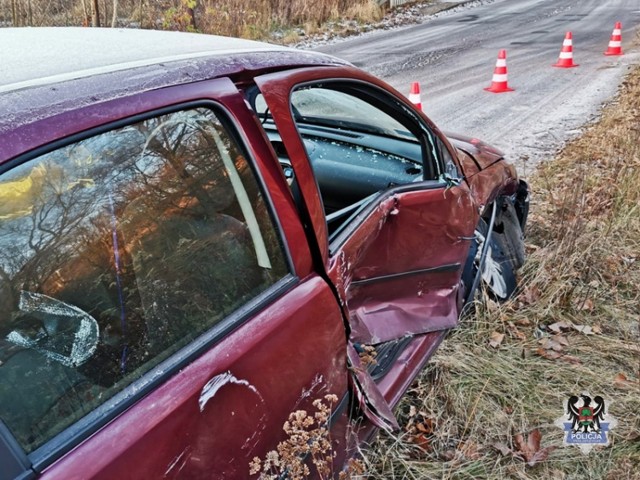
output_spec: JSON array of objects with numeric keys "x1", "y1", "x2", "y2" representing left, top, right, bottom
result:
[{"x1": 0, "y1": 107, "x2": 288, "y2": 453}]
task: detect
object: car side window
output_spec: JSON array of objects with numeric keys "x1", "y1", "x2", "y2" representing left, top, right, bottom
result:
[{"x1": 0, "y1": 107, "x2": 288, "y2": 453}]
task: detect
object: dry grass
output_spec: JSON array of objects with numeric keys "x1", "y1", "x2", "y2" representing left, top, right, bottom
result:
[
  {"x1": 363, "y1": 59, "x2": 640, "y2": 480},
  {"x1": 0, "y1": 0, "x2": 384, "y2": 39}
]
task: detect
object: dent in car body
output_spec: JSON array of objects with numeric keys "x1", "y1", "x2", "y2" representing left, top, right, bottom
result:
[{"x1": 331, "y1": 186, "x2": 476, "y2": 345}]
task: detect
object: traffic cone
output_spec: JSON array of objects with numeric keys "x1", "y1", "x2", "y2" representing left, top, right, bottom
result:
[
  {"x1": 604, "y1": 22, "x2": 623, "y2": 56},
  {"x1": 409, "y1": 82, "x2": 422, "y2": 111},
  {"x1": 553, "y1": 32, "x2": 579, "y2": 68},
  {"x1": 484, "y1": 49, "x2": 514, "y2": 93}
]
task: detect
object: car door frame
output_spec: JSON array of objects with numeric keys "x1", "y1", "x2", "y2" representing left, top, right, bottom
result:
[{"x1": 254, "y1": 67, "x2": 480, "y2": 427}]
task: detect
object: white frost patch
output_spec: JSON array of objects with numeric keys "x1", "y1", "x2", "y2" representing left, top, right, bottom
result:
[{"x1": 198, "y1": 371, "x2": 258, "y2": 412}]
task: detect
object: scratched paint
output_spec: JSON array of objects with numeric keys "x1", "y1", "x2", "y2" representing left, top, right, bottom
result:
[
  {"x1": 164, "y1": 447, "x2": 190, "y2": 477},
  {"x1": 240, "y1": 412, "x2": 268, "y2": 452},
  {"x1": 198, "y1": 371, "x2": 259, "y2": 412},
  {"x1": 292, "y1": 373, "x2": 325, "y2": 411}
]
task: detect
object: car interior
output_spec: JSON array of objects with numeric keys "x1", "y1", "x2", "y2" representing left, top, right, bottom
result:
[{"x1": 246, "y1": 83, "x2": 443, "y2": 239}]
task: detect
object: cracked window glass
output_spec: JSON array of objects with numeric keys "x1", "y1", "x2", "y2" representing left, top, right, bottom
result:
[{"x1": 0, "y1": 107, "x2": 287, "y2": 453}]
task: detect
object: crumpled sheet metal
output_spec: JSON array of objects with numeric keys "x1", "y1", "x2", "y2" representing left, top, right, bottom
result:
[
  {"x1": 347, "y1": 342, "x2": 399, "y2": 432},
  {"x1": 348, "y1": 285, "x2": 459, "y2": 344}
]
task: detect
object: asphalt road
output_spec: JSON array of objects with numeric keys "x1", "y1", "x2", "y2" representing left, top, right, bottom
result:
[{"x1": 316, "y1": 0, "x2": 640, "y2": 172}]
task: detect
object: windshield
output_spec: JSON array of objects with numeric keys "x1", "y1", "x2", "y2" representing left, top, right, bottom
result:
[{"x1": 255, "y1": 88, "x2": 415, "y2": 141}]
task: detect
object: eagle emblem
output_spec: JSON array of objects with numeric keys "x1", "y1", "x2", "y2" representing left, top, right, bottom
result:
[
  {"x1": 567, "y1": 395, "x2": 604, "y2": 433},
  {"x1": 555, "y1": 392, "x2": 617, "y2": 454}
]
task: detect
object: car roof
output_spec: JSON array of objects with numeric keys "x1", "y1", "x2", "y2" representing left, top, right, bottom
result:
[
  {"x1": 0, "y1": 28, "x2": 294, "y2": 91},
  {"x1": 0, "y1": 28, "x2": 348, "y2": 140}
]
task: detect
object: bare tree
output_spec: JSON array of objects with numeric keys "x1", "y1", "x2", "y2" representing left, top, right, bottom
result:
[
  {"x1": 79, "y1": 0, "x2": 91, "y2": 26},
  {"x1": 11, "y1": 0, "x2": 18, "y2": 26},
  {"x1": 91, "y1": 0, "x2": 100, "y2": 26},
  {"x1": 111, "y1": 0, "x2": 117, "y2": 27}
]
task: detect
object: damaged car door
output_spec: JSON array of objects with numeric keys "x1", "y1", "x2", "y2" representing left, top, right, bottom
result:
[{"x1": 254, "y1": 67, "x2": 479, "y2": 428}]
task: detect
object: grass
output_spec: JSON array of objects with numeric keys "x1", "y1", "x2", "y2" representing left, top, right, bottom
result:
[
  {"x1": 0, "y1": 0, "x2": 385, "y2": 40},
  {"x1": 363, "y1": 48, "x2": 640, "y2": 480}
]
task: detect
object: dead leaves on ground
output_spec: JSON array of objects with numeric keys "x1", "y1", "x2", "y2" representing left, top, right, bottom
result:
[
  {"x1": 536, "y1": 333, "x2": 581, "y2": 364},
  {"x1": 404, "y1": 407, "x2": 483, "y2": 462},
  {"x1": 489, "y1": 331, "x2": 505, "y2": 348},
  {"x1": 517, "y1": 285, "x2": 541, "y2": 307},
  {"x1": 404, "y1": 405, "x2": 435, "y2": 456},
  {"x1": 493, "y1": 429, "x2": 556, "y2": 467},
  {"x1": 613, "y1": 372, "x2": 638, "y2": 390},
  {"x1": 547, "y1": 320, "x2": 601, "y2": 335},
  {"x1": 488, "y1": 317, "x2": 601, "y2": 361},
  {"x1": 488, "y1": 322, "x2": 527, "y2": 349}
]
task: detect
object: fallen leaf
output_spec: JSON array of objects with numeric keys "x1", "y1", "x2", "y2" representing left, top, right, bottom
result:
[
  {"x1": 493, "y1": 442, "x2": 512, "y2": 456},
  {"x1": 412, "y1": 433, "x2": 431, "y2": 452},
  {"x1": 555, "y1": 335, "x2": 570, "y2": 346},
  {"x1": 560, "y1": 355, "x2": 581, "y2": 365},
  {"x1": 416, "y1": 418, "x2": 434, "y2": 435},
  {"x1": 547, "y1": 321, "x2": 572, "y2": 333},
  {"x1": 514, "y1": 429, "x2": 541, "y2": 458},
  {"x1": 573, "y1": 297, "x2": 594, "y2": 311},
  {"x1": 507, "y1": 322, "x2": 527, "y2": 341},
  {"x1": 504, "y1": 406, "x2": 514, "y2": 414},
  {"x1": 583, "y1": 298, "x2": 595, "y2": 311},
  {"x1": 515, "y1": 318, "x2": 532, "y2": 327},
  {"x1": 536, "y1": 347, "x2": 562, "y2": 360},
  {"x1": 489, "y1": 331, "x2": 505, "y2": 348},
  {"x1": 513, "y1": 429, "x2": 556, "y2": 466},
  {"x1": 573, "y1": 325, "x2": 593, "y2": 335},
  {"x1": 547, "y1": 323, "x2": 561, "y2": 334},
  {"x1": 613, "y1": 373, "x2": 635, "y2": 389},
  {"x1": 526, "y1": 446, "x2": 557, "y2": 467},
  {"x1": 592, "y1": 325, "x2": 602, "y2": 334},
  {"x1": 520, "y1": 285, "x2": 541, "y2": 305},
  {"x1": 538, "y1": 338, "x2": 564, "y2": 352}
]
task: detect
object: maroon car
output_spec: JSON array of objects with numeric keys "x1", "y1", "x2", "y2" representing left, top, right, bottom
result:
[{"x1": 0, "y1": 28, "x2": 528, "y2": 479}]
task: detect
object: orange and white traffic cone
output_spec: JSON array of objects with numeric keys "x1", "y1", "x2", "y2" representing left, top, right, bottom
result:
[
  {"x1": 553, "y1": 32, "x2": 579, "y2": 68},
  {"x1": 408, "y1": 81, "x2": 422, "y2": 111},
  {"x1": 484, "y1": 49, "x2": 514, "y2": 93},
  {"x1": 604, "y1": 22, "x2": 623, "y2": 56}
]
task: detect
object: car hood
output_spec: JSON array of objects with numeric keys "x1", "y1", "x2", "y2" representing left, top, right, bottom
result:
[{"x1": 445, "y1": 132, "x2": 504, "y2": 172}]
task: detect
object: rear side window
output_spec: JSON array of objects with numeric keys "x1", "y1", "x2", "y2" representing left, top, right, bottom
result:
[{"x1": 0, "y1": 107, "x2": 288, "y2": 452}]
